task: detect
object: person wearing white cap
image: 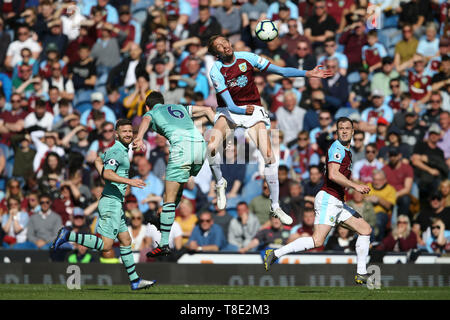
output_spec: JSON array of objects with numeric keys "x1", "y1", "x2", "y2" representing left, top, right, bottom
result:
[{"x1": 80, "y1": 91, "x2": 117, "y2": 130}]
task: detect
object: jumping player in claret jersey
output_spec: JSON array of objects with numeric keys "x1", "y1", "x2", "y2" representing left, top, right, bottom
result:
[
  {"x1": 207, "y1": 35, "x2": 333, "y2": 225},
  {"x1": 264, "y1": 117, "x2": 373, "y2": 285}
]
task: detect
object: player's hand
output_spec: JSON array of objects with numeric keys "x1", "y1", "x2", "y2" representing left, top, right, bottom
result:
[
  {"x1": 245, "y1": 105, "x2": 254, "y2": 115},
  {"x1": 306, "y1": 65, "x2": 333, "y2": 78},
  {"x1": 355, "y1": 184, "x2": 370, "y2": 194},
  {"x1": 128, "y1": 179, "x2": 146, "y2": 189},
  {"x1": 132, "y1": 138, "x2": 145, "y2": 151}
]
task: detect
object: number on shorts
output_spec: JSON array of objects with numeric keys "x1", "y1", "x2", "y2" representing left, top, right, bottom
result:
[
  {"x1": 260, "y1": 109, "x2": 269, "y2": 118},
  {"x1": 168, "y1": 106, "x2": 185, "y2": 119}
]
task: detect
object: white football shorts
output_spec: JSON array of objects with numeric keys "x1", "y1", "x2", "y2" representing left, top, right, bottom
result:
[
  {"x1": 314, "y1": 190, "x2": 359, "y2": 226},
  {"x1": 214, "y1": 105, "x2": 270, "y2": 129}
]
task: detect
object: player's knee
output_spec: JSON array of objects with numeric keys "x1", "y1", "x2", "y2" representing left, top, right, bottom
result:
[
  {"x1": 102, "y1": 243, "x2": 113, "y2": 252},
  {"x1": 364, "y1": 225, "x2": 373, "y2": 236}
]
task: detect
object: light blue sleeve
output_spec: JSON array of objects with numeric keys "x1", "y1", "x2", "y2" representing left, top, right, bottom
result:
[
  {"x1": 309, "y1": 128, "x2": 319, "y2": 144},
  {"x1": 19, "y1": 211, "x2": 29, "y2": 227},
  {"x1": 104, "y1": 107, "x2": 117, "y2": 124},
  {"x1": 196, "y1": 74, "x2": 210, "y2": 101},
  {"x1": 267, "y1": 64, "x2": 307, "y2": 77},
  {"x1": 80, "y1": 110, "x2": 89, "y2": 126},
  {"x1": 237, "y1": 52, "x2": 270, "y2": 71},
  {"x1": 382, "y1": 106, "x2": 394, "y2": 123},
  {"x1": 337, "y1": 53, "x2": 348, "y2": 70},
  {"x1": 328, "y1": 143, "x2": 346, "y2": 164},
  {"x1": 266, "y1": 3, "x2": 277, "y2": 19},
  {"x1": 209, "y1": 64, "x2": 228, "y2": 93},
  {"x1": 288, "y1": 2, "x2": 299, "y2": 19},
  {"x1": 131, "y1": 20, "x2": 141, "y2": 44},
  {"x1": 377, "y1": 43, "x2": 387, "y2": 58},
  {"x1": 179, "y1": 0, "x2": 192, "y2": 15},
  {"x1": 88, "y1": 140, "x2": 99, "y2": 153}
]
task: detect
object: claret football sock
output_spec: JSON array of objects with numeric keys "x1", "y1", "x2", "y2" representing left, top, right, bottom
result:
[{"x1": 68, "y1": 232, "x2": 104, "y2": 251}]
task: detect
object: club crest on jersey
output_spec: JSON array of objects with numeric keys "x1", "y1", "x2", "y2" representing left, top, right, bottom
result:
[
  {"x1": 330, "y1": 216, "x2": 335, "y2": 223},
  {"x1": 239, "y1": 63, "x2": 247, "y2": 72}
]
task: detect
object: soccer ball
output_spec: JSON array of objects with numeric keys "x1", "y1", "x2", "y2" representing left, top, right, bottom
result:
[{"x1": 255, "y1": 19, "x2": 278, "y2": 42}]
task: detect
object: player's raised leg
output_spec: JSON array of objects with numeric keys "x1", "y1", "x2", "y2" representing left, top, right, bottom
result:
[
  {"x1": 247, "y1": 121, "x2": 292, "y2": 225},
  {"x1": 207, "y1": 116, "x2": 232, "y2": 210},
  {"x1": 340, "y1": 213, "x2": 372, "y2": 284}
]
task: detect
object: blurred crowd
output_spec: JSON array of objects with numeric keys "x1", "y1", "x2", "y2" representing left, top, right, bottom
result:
[{"x1": 0, "y1": 0, "x2": 450, "y2": 263}]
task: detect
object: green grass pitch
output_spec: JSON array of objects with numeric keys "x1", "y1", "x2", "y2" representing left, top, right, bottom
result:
[{"x1": 0, "y1": 284, "x2": 448, "y2": 300}]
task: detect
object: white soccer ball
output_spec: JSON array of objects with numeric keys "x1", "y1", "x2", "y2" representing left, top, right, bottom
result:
[{"x1": 255, "y1": 19, "x2": 278, "y2": 42}]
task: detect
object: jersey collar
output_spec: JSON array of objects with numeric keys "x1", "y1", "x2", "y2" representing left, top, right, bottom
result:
[
  {"x1": 115, "y1": 139, "x2": 128, "y2": 151},
  {"x1": 337, "y1": 139, "x2": 350, "y2": 152}
]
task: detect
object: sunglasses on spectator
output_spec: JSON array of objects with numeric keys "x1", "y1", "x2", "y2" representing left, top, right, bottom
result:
[
  {"x1": 353, "y1": 138, "x2": 364, "y2": 141},
  {"x1": 40, "y1": 200, "x2": 50, "y2": 204},
  {"x1": 200, "y1": 219, "x2": 212, "y2": 223},
  {"x1": 397, "y1": 221, "x2": 408, "y2": 225},
  {"x1": 431, "y1": 225, "x2": 440, "y2": 230},
  {"x1": 315, "y1": 5, "x2": 325, "y2": 9},
  {"x1": 390, "y1": 84, "x2": 399, "y2": 88},
  {"x1": 366, "y1": 150, "x2": 376, "y2": 154},
  {"x1": 431, "y1": 99, "x2": 441, "y2": 103},
  {"x1": 18, "y1": 32, "x2": 28, "y2": 36},
  {"x1": 298, "y1": 137, "x2": 308, "y2": 141},
  {"x1": 319, "y1": 117, "x2": 330, "y2": 120},
  {"x1": 131, "y1": 217, "x2": 142, "y2": 220},
  {"x1": 288, "y1": 24, "x2": 297, "y2": 28},
  {"x1": 11, "y1": 99, "x2": 21, "y2": 103}
]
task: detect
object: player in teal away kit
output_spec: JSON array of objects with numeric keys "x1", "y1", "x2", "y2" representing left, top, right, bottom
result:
[
  {"x1": 52, "y1": 119, "x2": 156, "y2": 290},
  {"x1": 133, "y1": 91, "x2": 215, "y2": 257}
]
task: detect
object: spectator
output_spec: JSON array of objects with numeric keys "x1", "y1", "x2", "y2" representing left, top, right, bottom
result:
[
  {"x1": 352, "y1": 143, "x2": 383, "y2": 184},
  {"x1": 213, "y1": 203, "x2": 233, "y2": 238},
  {"x1": 123, "y1": 75, "x2": 152, "y2": 119},
  {"x1": 281, "y1": 19, "x2": 309, "y2": 57},
  {"x1": 280, "y1": 180, "x2": 306, "y2": 227},
  {"x1": 175, "y1": 198, "x2": 198, "y2": 246},
  {"x1": 339, "y1": 19, "x2": 366, "y2": 72},
  {"x1": 213, "y1": 0, "x2": 242, "y2": 41},
  {"x1": 416, "y1": 191, "x2": 450, "y2": 232},
  {"x1": 367, "y1": 169, "x2": 397, "y2": 241},
  {"x1": 12, "y1": 63, "x2": 34, "y2": 94},
  {"x1": 217, "y1": 137, "x2": 246, "y2": 200},
  {"x1": 350, "y1": 130, "x2": 366, "y2": 164},
  {"x1": 186, "y1": 211, "x2": 231, "y2": 252},
  {"x1": 30, "y1": 130, "x2": 65, "y2": 174},
  {"x1": 302, "y1": 165, "x2": 323, "y2": 203},
  {"x1": 275, "y1": 91, "x2": 307, "y2": 145},
  {"x1": 148, "y1": 59, "x2": 169, "y2": 93},
  {"x1": 322, "y1": 57, "x2": 349, "y2": 111},
  {"x1": 146, "y1": 37, "x2": 175, "y2": 74},
  {"x1": 371, "y1": 57, "x2": 404, "y2": 97},
  {"x1": 80, "y1": 92, "x2": 117, "y2": 130},
  {"x1": 0, "y1": 92, "x2": 27, "y2": 147},
  {"x1": 288, "y1": 208, "x2": 324, "y2": 252},
  {"x1": 310, "y1": 110, "x2": 334, "y2": 156},
  {"x1": 10, "y1": 134, "x2": 36, "y2": 180},
  {"x1": 303, "y1": 0, "x2": 338, "y2": 54},
  {"x1": 417, "y1": 22, "x2": 440, "y2": 59},
  {"x1": 385, "y1": 78, "x2": 404, "y2": 113},
  {"x1": 376, "y1": 215, "x2": 417, "y2": 252},
  {"x1": 399, "y1": 106, "x2": 427, "y2": 156},
  {"x1": 347, "y1": 187, "x2": 377, "y2": 240},
  {"x1": 382, "y1": 146, "x2": 415, "y2": 218},
  {"x1": 420, "y1": 91, "x2": 444, "y2": 127},
  {"x1": 411, "y1": 124, "x2": 449, "y2": 202},
  {"x1": 401, "y1": 54, "x2": 432, "y2": 106},
  {"x1": 362, "y1": 29, "x2": 387, "y2": 74},
  {"x1": 285, "y1": 39, "x2": 316, "y2": 89},
  {"x1": 69, "y1": 44, "x2": 97, "y2": 97},
  {"x1": 1, "y1": 197, "x2": 29, "y2": 248},
  {"x1": 318, "y1": 37, "x2": 348, "y2": 76},
  {"x1": 239, "y1": 216, "x2": 290, "y2": 253},
  {"x1": 440, "y1": 180, "x2": 450, "y2": 208},
  {"x1": 324, "y1": 224, "x2": 356, "y2": 252},
  {"x1": 179, "y1": 57, "x2": 209, "y2": 102},
  {"x1": 287, "y1": 130, "x2": 320, "y2": 182},
  {"x1": 41, "y1": 19, "x2": 69, "y2": 61},
  {"x1": 188, "y1": 6, "x2": 222, "y2": 47},
  {"x1": 128, "y1": 208, "x2": 151, "y2": 251},
  {"x1": 131, "y1": 157, "x2": 164, "y2": 214},
  {"x1": 278, "y1": 165, "x2": 291, "y2": 200},
  {"x1": 267, "y1": 0, "x2": 299, "y2": 21},
  {"x1": 425, "y1": 218, "x2": 450, "y2": 254},
  {"x1": 16, "y1": 194, "x2": 62, "y2": 250},
  {"x1": 240, "y1": 0, "x2": 268, "y2": 29},
  {"x1": 249, "y1": 180, "x2": 272, "y2": 227},
  {"x1": 5, "y1": 24, "x2": 41, "y2": 71},
  {"x1": 227, "y1": 201, "x2": 261, "y2": 251},
  {"x1": 394, "y1": 24, "x2": 419, "y2": 70},
  {"x1": 431, "y1": 54, "x2": 450, "y2": 93},
  {"x1": 24, "y1": 99, "x2": 54, "y2": 132},
  {"x1": 0, "y1": 17, "x2": 11, "y2": 73},
  {"x1": 114, "y1": 5, "x2": 139, "y2": 53},
  {"x1": 378, "y1": 127, "x2": 411, "y2": 161},
  {"x1": 348, "y1": 67, "x2": 371, "y2": 112}
]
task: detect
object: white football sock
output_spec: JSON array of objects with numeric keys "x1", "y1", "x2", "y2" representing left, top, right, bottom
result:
[
  {"x1": 274, "y1": 237, "x2": 315, "y2": 258},
  {"x1": 355, "y1": 235, "x2": 370, "y2": 275},
  {"x1": 264, "y1": 163, "x2": 280, "y2": 210}
]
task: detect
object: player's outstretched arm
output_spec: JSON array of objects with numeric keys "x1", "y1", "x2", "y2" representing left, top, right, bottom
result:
[
  {"x1": 94, "y1": 156, "x2": 104, "y2": 176},
  {"x1": 328, "y1": 162, "x2": 370, "y2": 194},
  {"x1": 266, "y1": 64, "x2": 333, "y2": 79},
  {"x1": 133, "y1": 114, "x2": 152, "y2": 151}
]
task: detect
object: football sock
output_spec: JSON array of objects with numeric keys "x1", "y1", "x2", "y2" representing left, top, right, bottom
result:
[
  {"x1": 68, "y1": 232, "x2": 104, "y2": 251},
  {"x1": 274, "y1": 237, "x2": 315, "y2": 258},
  {"x1": 160, "y1": 202, "x2": 176, "y2": 247},
  {"x1": 356, "y1": 235, "x2": 370, "y2": 275},
  {"x1": 208, "y1": 152, "x2": 223, "y2": 183},
  {"x1": 264, "y1": 163, "x2": 280, "y2": 210},
  {"x1": 120, "y1": 245, "x2": 139, "y2": 282}
]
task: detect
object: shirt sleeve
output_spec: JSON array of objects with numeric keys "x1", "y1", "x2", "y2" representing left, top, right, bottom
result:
[
  {"x1": 209, "y1": 64, "x2": 228, "y2": 94},
  {"x1": 238, "y1": 52, "x2": 270, "y2": 71},
  {"x1": 328, "y1": 144, "x2": 346, "y2": 164},
  {"x1": 103, "y1": 149, "x2": 120, "y2": 171}
]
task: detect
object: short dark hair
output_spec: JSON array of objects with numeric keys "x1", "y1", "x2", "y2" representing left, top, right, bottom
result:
[
  {"x1": 336, "y1": 117, "x2": 353, "y2": 128},
  {"x1": 237, "y1": 201, "x2": 248, "y2": 208},
  {"x1": 115, "y1": 119, "x2": 133, "y2": 130},
  {"x1": 324, "y1": 36, "x2": 336, "y2": 44},
  {"x1": 144, "y1": 91, "x2": 164, "y2": 110},
  {"x1": 39, "y1": 193, "x2": 52, "y2": 201},
  {"x1": 367, "y1": 29, "x2": 378, "y2": 37}
]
